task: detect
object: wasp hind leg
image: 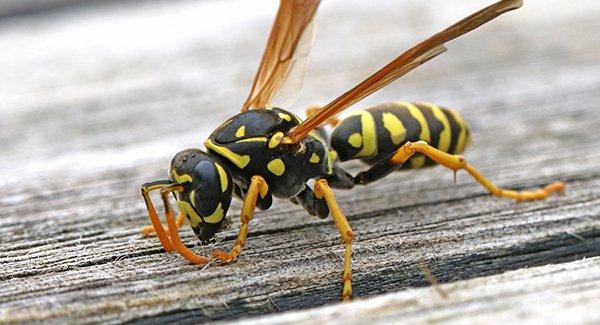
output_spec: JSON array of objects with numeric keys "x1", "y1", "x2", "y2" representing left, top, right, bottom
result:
[
  {"x1": 314, "y1": 179, "x2": 354, "y2": 301},
  {"x1": 212, "y1": 176, "x2": 269, "y2": 263},
  {"x1": 355, "y1": 141, "x2": 565, "y2": 201}
]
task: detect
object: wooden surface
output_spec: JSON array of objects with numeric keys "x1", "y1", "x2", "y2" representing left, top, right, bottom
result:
[
  {"x1": 1, "y1": 0, "x2": 599, "y2": 323},
  {"x1": 235, "y1": 257, "x2": 600, "y2": 324}
]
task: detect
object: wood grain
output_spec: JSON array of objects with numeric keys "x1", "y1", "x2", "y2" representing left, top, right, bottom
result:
[{"x1": 1, "y1": 0, "x2": 599, "y2": 323}]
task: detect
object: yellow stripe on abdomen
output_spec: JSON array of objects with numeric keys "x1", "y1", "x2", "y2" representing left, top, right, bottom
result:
[
  {"x1": 400, "y1": 102, "x2": 430, "y2": 168},
  {"x1": 419, "y1": 102, "x2": 451, "y2": 153},
  {"x1": 347, "y1": 110, "x2": 377, "y2": 158}
]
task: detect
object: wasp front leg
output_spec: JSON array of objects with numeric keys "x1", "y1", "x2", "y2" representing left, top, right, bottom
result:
[
  {"x1": 140, "y1": 210, "x2": 186, "y2": 237},
  {"x1": 141, "y1": 180, "x2": 176, "y2": 252},
  {"x1": 157, "y1": 184, "x2": 212, "y2": 265},
  {"x1": 212, "y1": 176, "x2": 269, "y2": 263}
]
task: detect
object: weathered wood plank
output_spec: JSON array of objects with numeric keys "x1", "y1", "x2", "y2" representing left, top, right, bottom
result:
[
  {"x1": 1, "y1": 0, "x2": 599, "y2": 323},
  {"x1": 233, "y1": 257, "x2": 600, "y2": 324}
]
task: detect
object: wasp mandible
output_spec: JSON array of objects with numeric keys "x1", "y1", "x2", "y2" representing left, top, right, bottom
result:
[{"x1": 140, "y1": 0, "x2": 564, "y2": 301}]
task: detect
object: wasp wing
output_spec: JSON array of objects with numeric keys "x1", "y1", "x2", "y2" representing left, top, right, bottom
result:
[
  {"x1": 241, "y1": 0, "x2": 320, "y2": 112},
  {"x1": 288, "y1": 0, "x2": 523, "y2": 143}
]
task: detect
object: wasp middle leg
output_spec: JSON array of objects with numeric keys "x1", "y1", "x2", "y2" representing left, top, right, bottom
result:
[
  {"x1": 212, "y1": 176, "x2": 269, "y2": 263},
  {"x1": 314, "y1": 179, "x2": 354, "y2": 301}
]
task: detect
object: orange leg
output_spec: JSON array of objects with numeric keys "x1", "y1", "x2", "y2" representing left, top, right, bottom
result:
[
  {"x1": 212, "y1": 176, "x2": 269, "y2": 263},
  {"x1": 160, "y1": 185, "x2": 211, "y2": 265},
  {"x1": 390, "y1": 141, "x2": 565, "y2": 201},
  {"x1": 141, "y1": 213, "x2": 186, "y2": 237},
  {"x1": 314, "y1": 179, "x2": 354, "y2": 301},
  {"x1": 141, "y1": 181, "x2": 174, "y2": 252}
]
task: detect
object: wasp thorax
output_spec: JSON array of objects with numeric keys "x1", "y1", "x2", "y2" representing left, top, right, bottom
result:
[{"x1": 169, "y1": 148, "x2": 234, "y2": 242}]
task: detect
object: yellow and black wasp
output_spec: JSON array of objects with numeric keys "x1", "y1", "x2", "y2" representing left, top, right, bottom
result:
[{"x1": 140, "y1": 0, "x2": 564, "y2": 301}]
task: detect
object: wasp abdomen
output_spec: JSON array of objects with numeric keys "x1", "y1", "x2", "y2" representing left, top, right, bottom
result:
[{"x1": 330, "y1": 102, "x2": 471, "y2": 169}]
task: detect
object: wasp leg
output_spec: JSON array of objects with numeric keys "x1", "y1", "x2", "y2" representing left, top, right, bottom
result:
[
  {"x1": 362, "y1": 141, "x2": 565, "y2": 201},
  {"x1": 141, "y1": 180, "x2": 175, "y2": 252},
  {"x1": 141, "y1": 212, "x2": 186, "y2": 237},
  {"x1": 314, "y1": 179, "x2": 354, "y2": 301},
  {"x1": 212, "y1": 176, "x2": 269, "y2": 263},
  {"x1": 159, "y1": 185, "x2": 211, "y2": 265}
]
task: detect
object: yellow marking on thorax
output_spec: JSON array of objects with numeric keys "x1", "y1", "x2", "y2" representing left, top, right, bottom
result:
[
  {"x1": 309, "y1": 153, "x2": 320, "y2": 163},
  {"x1": 203, "y1": 203, "x2": 224, "y2": 223},
  {"x1": 449, "y1": 109, "x2": 469, "y2": 154},
  {"x1": 269, "y1": 132, "x2": 285, "y2": 149},
  {"x1": 205, "y1": 139, "x2": 250, "y2": 168},
  {"x1": 278, "y1": 112, "x2": 292, "y2": 122},
  {"x1": 420, "y1": 102, "x2": 451, "y2": 152},
  {"x1": 381, "y1": 112, "x2": 406, "y2": 145},
  {"x1": 171, "y1": 169, "x2": 193, "y2": 183},
  {"x1": 214, "y1": 163, "x2": 228, "y2": 192},
  {"x1": 348, "y1": 133, "x2": 362, "y2": 148},
  {"x1": 401, "y1": 102, "x2": 430, "y2": 168},
  {"x1": 235, "y1": 126, "x2": 246, "y2": 138},
  {"x1": 177, "y1": 200, "x2": 202, "y2": 227},
  {"x1": 347, "y1": 110, "x2": 377, "y2": 158},
  {"x1": 267, "y1": 158, "x2": 285, "y2": 176},
  {"x1": 236, "y1": 137, "x2": 267, "y2": 143}
]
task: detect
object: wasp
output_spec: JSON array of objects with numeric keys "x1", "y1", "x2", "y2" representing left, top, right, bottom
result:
[{"x1": 140, "y1": 0, "x2": 564, "y2": 301}]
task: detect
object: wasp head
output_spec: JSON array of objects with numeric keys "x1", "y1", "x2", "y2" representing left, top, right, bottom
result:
[{"x1": 169, "y1": 148, "x2": 234, "y2": 242}]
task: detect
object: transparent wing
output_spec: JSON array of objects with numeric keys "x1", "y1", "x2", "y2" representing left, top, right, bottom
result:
[
  {"x1": 288, "y1": 0, "x2": 523, "y2": 143},
  {"x1": 241, "y1": 0, "x2": 320, "y2": 111}
]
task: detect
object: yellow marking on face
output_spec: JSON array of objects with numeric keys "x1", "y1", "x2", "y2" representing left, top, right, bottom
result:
[
  {"x1": 309, "y1": 153, "x2": 320, "y2": 163},
  {"x1": 269, "y1": 132, "x2": 284, "y2": 149},
  {"x1": 449, "y1": 109, "x2": 469, "y2": 154},
  {"x1": 278, "y1": 113, "x2": 292, "y2": 122},
  {"x1": 203, "y1": 203, "x2": 224, "y2": 223},
  {"x1": 401, "y1": 102, "x2": 430, "y2": 168},
  {"x1": 171, "y1": 169, "x2": 193, "y2": 183},
  {"x1": 382, "y1": 112, "x2": 406, "y2": 145},
  {"x1": 177, "y1": 200, "x2": 202, "y2": 227},
  {"x1": 214, "y1": 163, "x2": 228, "y2": 192},
  {"x1": 235, "y1": 125, "x2": 245, "y2": 138},
  {"x1": 420, "y1": 102, "x2": 451, "y2": 152},
  {"x1": 236, "y1": 137, "x2": 267, "y2": 143},
  {"x1": 205, "y1": 139, "x2": 250, "y2": 168},
  {"x1": 347, "y1": 110, "x2": 377, "y2": 157},
  {"x1": 348, "y1": 133, "x2": 362, "y2": 148},
  {"x1": 267, "y1": 158, "x2": 285, "y2": 176},
  {"x1": 190, "y1": 190, "x2": 197, "y2": 207}
]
